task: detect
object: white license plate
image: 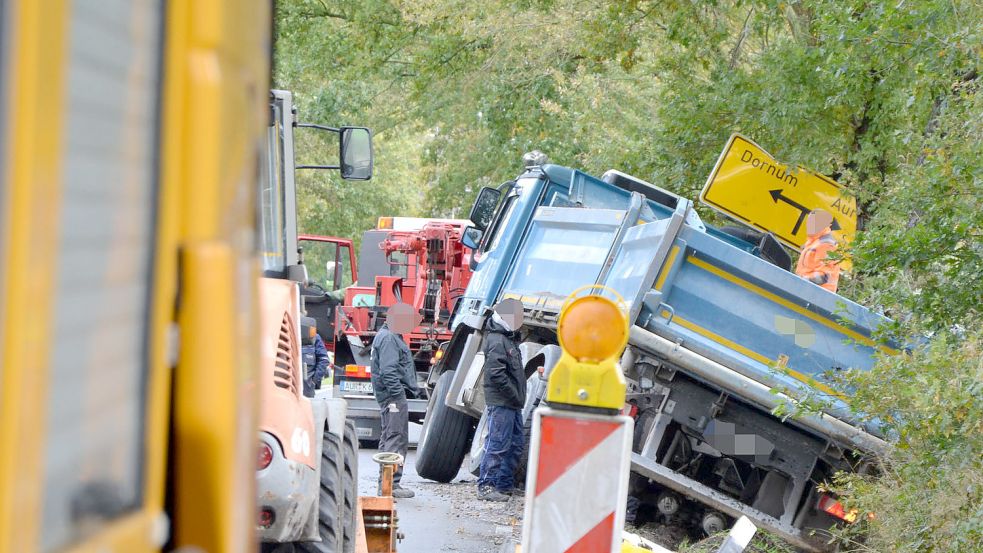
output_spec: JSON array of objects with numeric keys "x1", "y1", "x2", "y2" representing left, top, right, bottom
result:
[
  {"x1": 356, "y1": 426, "x2": 373, "y2": 438},
  {"x1": 340, "y1": 380, "x2": 373, "y2": 394}
]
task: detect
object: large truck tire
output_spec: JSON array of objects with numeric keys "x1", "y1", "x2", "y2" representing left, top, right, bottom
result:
[
  {"x1": 341, "y1": 421, "x2": 359, "y2": 553},
  {"x1": 297, "y1": 430, "x2": 344, "y2": 553},
  {"x1": 415, "y1": 370, "x2": 474, "y2": 482},
  {"x1": 341, "y1": 420, "x2": 359, "y2": 553}
]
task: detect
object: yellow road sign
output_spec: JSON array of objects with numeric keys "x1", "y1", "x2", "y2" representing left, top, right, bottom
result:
[{"x1": 700, "y1": 134, "x2": 857, "y2": 253}]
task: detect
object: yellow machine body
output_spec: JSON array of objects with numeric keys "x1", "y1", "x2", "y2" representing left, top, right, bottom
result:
[{"x1": 0, "y1": 1, "x2": 270, "y2": 552}]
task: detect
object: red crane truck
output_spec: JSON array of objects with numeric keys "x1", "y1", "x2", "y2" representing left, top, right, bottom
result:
[{"x1": 332, "y1": 217, "x2": 474, "y2": 443}]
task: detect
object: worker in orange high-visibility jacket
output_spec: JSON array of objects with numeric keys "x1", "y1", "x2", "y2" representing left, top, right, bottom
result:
[{"x1": 795, "y1": 209, "x2": 840, "y2": 292}]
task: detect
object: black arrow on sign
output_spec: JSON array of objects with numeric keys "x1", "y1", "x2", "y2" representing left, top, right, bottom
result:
[{"x1": 769, "y1": 189, "x2": 811, "y2": 235}]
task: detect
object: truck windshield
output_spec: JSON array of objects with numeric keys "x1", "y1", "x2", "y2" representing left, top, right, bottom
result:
[
  {"x1": 483, "y1": 176, "x2": 539, "y2": 254},
  {"x1": 502, "y1": 215, "x2": 619, "y2": 302}
]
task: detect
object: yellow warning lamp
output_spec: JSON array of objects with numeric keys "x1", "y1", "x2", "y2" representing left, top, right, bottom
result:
[{"x1": 547, "y1": 286, "x2": 629, "y2": 412}]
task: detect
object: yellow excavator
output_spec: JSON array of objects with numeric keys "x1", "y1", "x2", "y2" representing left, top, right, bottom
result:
[{"x1": 0, "y1": 2, "x2": 400, "y2": 552}]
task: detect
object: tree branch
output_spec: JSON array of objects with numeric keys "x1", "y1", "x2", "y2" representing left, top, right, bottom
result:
[{"x1": 728, "y1": 8, "x2": 754, "y2": 69}]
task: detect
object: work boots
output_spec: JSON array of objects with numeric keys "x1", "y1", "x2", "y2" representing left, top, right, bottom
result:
[
  {"x1": 391, "y1": 484, "x2": 415, "y2": 499},
  {"x1": 477, "y1": 487, "x2": 509, "y2": 502}
]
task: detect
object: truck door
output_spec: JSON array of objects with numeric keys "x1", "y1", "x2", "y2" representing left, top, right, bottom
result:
[{"x1": 299, "y1": 236, "x2": 356, "y2": 344}]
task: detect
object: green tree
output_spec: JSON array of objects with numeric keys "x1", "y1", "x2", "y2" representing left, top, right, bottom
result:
[{"x1": 274, "y1": 2, "x2": 982, "y2": 548}]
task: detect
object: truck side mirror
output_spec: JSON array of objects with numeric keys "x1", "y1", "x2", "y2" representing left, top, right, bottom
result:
[
  {"x1": 461, "y1": 227, "x2": 483, "y2": 250},
  {"x1": 339, "y1": 126, "x2": 373, "y2": 180},
  {"x1": 468, "y1": 186, "x2": 501, "y2": 231}
]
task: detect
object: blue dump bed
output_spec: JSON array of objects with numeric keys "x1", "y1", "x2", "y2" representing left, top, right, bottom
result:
[
  {"x1": 499, "y1": 169, "x2": 896, "y2": 435},
  {"x1": 608, "y1": 215, "x2": 895, "y2": 409}
]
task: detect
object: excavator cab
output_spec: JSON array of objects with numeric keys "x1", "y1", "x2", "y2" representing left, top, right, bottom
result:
[{"x1": 256, "y1": 90, "x2": 382, "y2": 552}]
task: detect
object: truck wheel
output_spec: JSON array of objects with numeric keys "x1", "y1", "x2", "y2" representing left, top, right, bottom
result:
[
  {"x1": 468, "y1": 410, "x2": 490, "y2": 476},
  {"x1": 341, "y1": 420, "x2": 359, "y2": 553},
  {"x1": 297, "y1": 430, "x2": 343, "y2": 553},
  {"x1": 415, "y1": 370, "x2": 474, "y2": 482},
  {"x1": 512, "y1": 413, "x2": 535, "y2": 488}
]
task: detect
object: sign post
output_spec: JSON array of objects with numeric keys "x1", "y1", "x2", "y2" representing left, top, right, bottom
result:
[{"x1": 700, "y1": 134, "x2": 857, "y2": 262}]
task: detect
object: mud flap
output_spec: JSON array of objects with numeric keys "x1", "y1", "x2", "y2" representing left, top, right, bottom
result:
[{"x1": 448, "y1": 331, "x2": 485, "y2": 417}]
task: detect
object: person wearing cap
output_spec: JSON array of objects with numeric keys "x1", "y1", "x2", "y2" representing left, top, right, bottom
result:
[
  {"x1": 477, "y1": 298, "x2": 526, "y2": 502},
  {"x1": 795, "y1": 209, "x2": 841, "y2": 293},
  {"x1": 371, "y1": 302, "x2": 422, "y2": 498}
]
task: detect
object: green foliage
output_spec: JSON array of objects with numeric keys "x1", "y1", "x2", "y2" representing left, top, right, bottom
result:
[
  {"x1": 275, "y1": 1, "x2": 982, "y2": 549},
  {"x1": 831, "y1": 329, "x2": 983, "y2": 552},
  {"x1": 848, "y1": 88, "x2": 982, "y2": 329}
]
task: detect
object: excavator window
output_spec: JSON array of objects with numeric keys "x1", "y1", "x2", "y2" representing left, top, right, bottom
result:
[
  {"x1": 260, "y1": 102, "x2": 288, "y2": 274},
  {"x1": 307, "y1": 240, "x2": 341, "y2": 290},
  {"x1": 38, "y1": 2, "x2": 162, "y2": 549}
]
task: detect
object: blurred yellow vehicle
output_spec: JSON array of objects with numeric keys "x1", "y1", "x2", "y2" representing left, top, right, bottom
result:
[{"x1": 0, "y1": 1, "x2": 271, "y2": 551}]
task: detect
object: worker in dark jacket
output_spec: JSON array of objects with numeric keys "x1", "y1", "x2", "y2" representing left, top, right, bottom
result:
[
  {"x1": 370, "y1": 302, "x2": 422, "y2": 498},
  {"x1": 477, "y1": 298, "x2": 525, "y2": 502},
  {"x1": 301, "y1": 333, "x2": 330, "y2": 397}
]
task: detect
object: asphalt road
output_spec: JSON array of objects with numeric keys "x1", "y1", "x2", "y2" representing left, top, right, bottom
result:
[
  {"x1": 357, "y1": 424, "x2": 523, "y2": 553},
  {"x1": 356, "y1": 424, "x2": 687, "y2": 553}
]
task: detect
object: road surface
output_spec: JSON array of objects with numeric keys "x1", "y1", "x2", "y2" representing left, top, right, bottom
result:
[
  {"x1": 357, "y1": 424, "x2": 523, "y2": 553},
  {"x1": 356, "y1": 424, "x2": 688, "y2": 552}
]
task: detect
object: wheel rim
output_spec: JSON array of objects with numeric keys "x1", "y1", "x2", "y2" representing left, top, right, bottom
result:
[{"x1": 469, "y1": 411, "x2": 489, "y2": 473}]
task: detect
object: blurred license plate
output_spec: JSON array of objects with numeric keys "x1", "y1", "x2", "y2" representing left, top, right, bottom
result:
[{"x1": 340, "y1": 380, "x2": 373, "y2": 394}]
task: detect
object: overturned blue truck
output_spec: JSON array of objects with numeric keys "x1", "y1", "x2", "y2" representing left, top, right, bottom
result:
[{"x1": 415, "y1": 161, "x2": 894, "y2": 551}]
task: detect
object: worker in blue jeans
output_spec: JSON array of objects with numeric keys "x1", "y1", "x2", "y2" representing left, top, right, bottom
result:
[{"x1": 477, "y1": 299, "x2": 526, "y2": 502}]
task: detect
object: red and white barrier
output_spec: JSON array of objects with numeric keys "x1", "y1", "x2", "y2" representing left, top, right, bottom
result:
[{"x1": 521, "y1": 407, "x2": 633, "y2": 553}]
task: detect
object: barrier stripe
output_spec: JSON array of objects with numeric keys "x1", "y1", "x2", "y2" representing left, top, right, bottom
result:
[
  {"x1": 535, "y1": 416, "x2": 620, "y2": 495},
  {"x1": 566, "y1": 511, "x2": 615, "y2": 553}
]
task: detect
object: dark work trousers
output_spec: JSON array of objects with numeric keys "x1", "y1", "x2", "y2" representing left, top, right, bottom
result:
[
  {"x1": 477, "y1": 405, "x2": 524, "y2": 493},
  {"x1": 378, "y1": 398, "x2": 409, "y2": 489}
]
